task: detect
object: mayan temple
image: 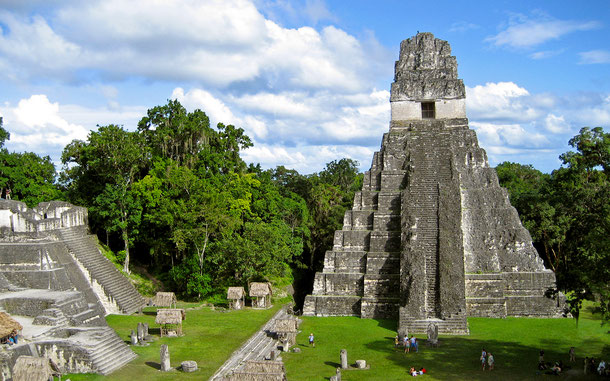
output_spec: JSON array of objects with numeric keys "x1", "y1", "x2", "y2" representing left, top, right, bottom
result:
[{"x1": 303, "y1": 32, "x2": 564, "y2": 334}]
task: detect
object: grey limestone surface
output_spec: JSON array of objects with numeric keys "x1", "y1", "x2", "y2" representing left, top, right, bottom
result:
[
  {"x1": 303, "y1": 33, "x2": 565, "y2": 334},
  {"x1": 0, "y1": 200, "x2": 140, "y2": 378}
]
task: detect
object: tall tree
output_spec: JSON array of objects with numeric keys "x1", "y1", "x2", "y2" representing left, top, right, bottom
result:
[{"x1": 62, "y1": 125, "x2": 148, "y2": 273}]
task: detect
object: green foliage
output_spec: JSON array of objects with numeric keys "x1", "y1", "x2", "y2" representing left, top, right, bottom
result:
[
  {"x1": 0, "y1": 118, "x2": 62, "y2": 205},
  {"x1": 61, "y1": 100, "x2": 309, "y2": 302},
  {"x1": 498, "y1": 127, "x2": 610, "y2": 323}
]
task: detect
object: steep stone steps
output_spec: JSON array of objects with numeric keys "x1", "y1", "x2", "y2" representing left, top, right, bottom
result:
[
  {"x1": 84, "y1": 327, "x2": 137, "y2": 375},
  {"x1": 57, "y1": 227, "x2": 144, "y2": 314}
]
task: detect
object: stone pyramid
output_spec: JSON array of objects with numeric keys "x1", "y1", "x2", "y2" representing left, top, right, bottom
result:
[{"x1": 303, "y1": 33, "x2": 564, "y2": 334}]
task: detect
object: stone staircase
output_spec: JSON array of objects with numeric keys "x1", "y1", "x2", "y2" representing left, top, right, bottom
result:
[
  {"x1": 86, "y1": 327, "x2": 137, "y2": 375},
  {"x1": 57, "y1": 227, "x2": 145, "y2": 314}
]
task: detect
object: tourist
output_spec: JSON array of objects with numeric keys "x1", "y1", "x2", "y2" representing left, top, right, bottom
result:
[
  {"x1": 308, "y1": 333, "x2": 315, "y2": 347},
  {"x1": 487, "y1": 352, "x2": 494, "y2": 370},
  {"x1": 598, "y1": 359, "x2": 606, "y2": 376},
  {"x1": 410, "y1": 336, "x2": 416, "y2": 353},
  {"x1": 480, "y1": 348, "x2": 487, "y2": 370},
  {"x1": 409, "y1": 367, "x2": 418, "y2": 376},
  {"x1": 550, "y1": 361, "x2": 562, "y2": 375},
  {"x1": 539, "y1": 350, "x2": 544, "y2": 364},
  {"x1": 414, "y1": 337, "x2": 419, "y2": 353},
  {"x1": 404, "y1": 335, "x2": 409, "y2": 353},
  {"x1": 395, "y1": 334, "x2": 400, "y2": 349},
  {"x1": 419, "y1": 367, "x2": 426, "y2": 374},
  {"x1": 569, "y1": 347, "x2": 575, "y2": 362},
  {"x1": 5, "y1": 188, "x2": 10, "y2": 200}
]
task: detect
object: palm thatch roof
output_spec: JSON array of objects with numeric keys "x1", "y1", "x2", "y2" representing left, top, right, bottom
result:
[
  {"x1": 12, "y1": 356, "x2": 57, "y2": 381},
  {"x1": 243, "y1": 360, "x2": 285, "y2": 373},
  {"x1": 227, "y1": 287, "x2": 245, "y2": 300},
  {"x1": 249, "y1": 282, "x2": 272, "y2": 297},
  {"x1": 153, "y1": 292, "x2": 177, "y2": 307},
  {"x1": 155, "y1": 308, "x2": 185, "y2": 325},
  {"x1": 0, "y1": 312, "x2": 22, "y2": 338},
  {"x1": 273, "y1": 319, "x2": 298, "y2": 333},
  {"x1": 227, "y1": 373, "x2": 285, "y2": 381}
]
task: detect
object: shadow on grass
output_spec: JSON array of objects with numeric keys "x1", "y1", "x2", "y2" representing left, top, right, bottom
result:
[
  {"x1": 324, "y1": 361, "x2": 340, "y2": 368},
  {"x1": 145, "y1": 361, "x2": 160, "y2": 370}
]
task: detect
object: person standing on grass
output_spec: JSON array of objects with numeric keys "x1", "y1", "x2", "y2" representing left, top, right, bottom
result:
[
  {"x1": 404, "y1": 335, "x2": 409, "y2": 353},
  {"x1": 309, "y1": 333, "x2": 315, "y2": 347},
  {"x1": 481, "y1": 349, "x2": 487, "y2": 371},
  {"x1": 410, "y1": 336, "x2": 416, "y2": 353},
  {"x1": 488, "y1": 352, "x2": 494, "y2": 370},
  {"x1": 569, "y1": 347, "x2": 575, "y2": 362}
]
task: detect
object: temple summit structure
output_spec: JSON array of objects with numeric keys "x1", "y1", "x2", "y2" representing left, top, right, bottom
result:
[{"x1": 303, "y1": 32, "x2": 565, "y2": 334}]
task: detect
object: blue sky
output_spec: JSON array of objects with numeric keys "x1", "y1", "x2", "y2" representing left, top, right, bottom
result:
[{"x1": 0, "y1": 0, "x2": 609, "y2": 174}]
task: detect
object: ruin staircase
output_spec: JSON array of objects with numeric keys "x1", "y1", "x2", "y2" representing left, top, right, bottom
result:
[
  {"x1": 86, "y1": 327, "x2": 138, "y2": 375},
  {"x1": 57, "y1": 227, "x2": 145, "y2": 315}
]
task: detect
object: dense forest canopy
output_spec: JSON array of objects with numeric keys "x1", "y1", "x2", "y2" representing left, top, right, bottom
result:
[{"x1": 1, "y1": 106, "x2": 608, "y2": 322}]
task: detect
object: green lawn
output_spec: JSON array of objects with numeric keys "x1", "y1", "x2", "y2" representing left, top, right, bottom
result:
[
  {"x1": 64, "y1": 302, "x2": 609, "y2": 381},
  {"x1": 283, "y1": 304, "x2": 610, "y2": 380},
  {"x1": 66, "y1": 303, "x2": 280, "y2": 380}
]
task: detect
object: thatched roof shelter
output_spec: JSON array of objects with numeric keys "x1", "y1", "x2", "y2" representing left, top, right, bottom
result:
[
  {"x1": 155, "y1": 308, "x2": 185, "y2": 325},
  {"x1": 156, "y1": 308, "x2": 185, "y2": 337},
  {"x1": 227, "y1": 373, "x2": 285, "y2": 381},
  {"x1": 243, "y1": 360, "x2": 285, "y2": 373},
  {"x1": 153, "y1": 292, "x2": 177, "y2": 308},
  {"x1": 273, "y1": 319, "x2": 297, "y2": 333},
  {"x1": 12, "y1": 356, "x2": 59, "y2": 381},
  {"x1": 227, "y1": 287, "x2": 245, "y2": 300},
  {"x1": 0, "y1": 312, "x2": 22, "y2": 338},
  {"x1": 249, "y1": 282, "x2": 272, "y2": 297},
  {"x1": 227, "y1": 361, "x2": 286, "y2": 381}
]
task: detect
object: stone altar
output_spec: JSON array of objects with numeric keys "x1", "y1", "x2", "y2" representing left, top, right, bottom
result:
[{"x1": 303, "y1": 33, "x2": 565, "y2": 334}]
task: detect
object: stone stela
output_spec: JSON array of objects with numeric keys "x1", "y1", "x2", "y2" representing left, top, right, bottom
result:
[{"x1": 303, "y1": 32, "x2": 565, "y2": 334}]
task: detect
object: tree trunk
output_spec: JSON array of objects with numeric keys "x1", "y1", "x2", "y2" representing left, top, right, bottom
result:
[{"x1": 123, "y1": 226, "x2": 131, "y2": 274}]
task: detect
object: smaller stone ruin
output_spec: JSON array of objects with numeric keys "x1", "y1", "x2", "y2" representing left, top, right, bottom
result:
[
  {"x1": 249, "y1": 282, "x2": 272, "y2": 309},
  {"x1": 12, "y1": 355, "x2": 60, "y2": 381},
  {"x1": 0, "y1": 200, "x2": 143, "y2": 378},
  {"x1": 227, "y1": 287, "x2": 245, "y2": 310}
]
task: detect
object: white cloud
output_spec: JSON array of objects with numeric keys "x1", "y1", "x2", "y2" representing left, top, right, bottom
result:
[
  {"x1": 579, "y1": 50, "x2": 610, "y2": 64},
  {"x1": 1, "y1": 95, "x2": 88, "y2": 156},
  {"x1": 471, "y1": 121, "x2": 548, "y2": 148},
  {"x1": 544, "y1": 114, "x2": 571, "y2": 133},
  {"x1": 486, "y1": 14, "x2": 600, "y2": 49},
  {"x1": 466, "y1": 82, "x2": 540, "y2": 121},
  {"x1": 530, "y1": 49, "x2": 564, "y2": 60},
  {"x1": 0, "y1": 95, "x2": 145, "y2": 165},
  {"x1": 0, "y1": 0, "x2": 388, "y2": 92}
]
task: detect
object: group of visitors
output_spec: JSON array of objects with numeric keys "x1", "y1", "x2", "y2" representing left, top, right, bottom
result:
[
  {"x1": 0, "y1": 331, "x2": 18, "y2": 346},
  {"x1": 395, "y1": 334, "x2": 418, "y2": 353},
  {"x1": 480, "y1": 348, "x2": 494, "y2": 371},
  {"x1": 585, "y1": 357, "x2": 608, "y2": 376},
  {"x1": 538, "y1": 349, "x2": 567, "y2": 375},
  {"x1": 409, "y1": 366, "x2": 426, "y2": 376}
]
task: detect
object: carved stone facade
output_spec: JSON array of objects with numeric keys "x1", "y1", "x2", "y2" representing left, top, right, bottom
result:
[
  {"x1": 303, "y1": 33, "x2": 564, "y2": 333},
  {"x1": 0, "y1": 199, "x2": 143, "y2": 377}
]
